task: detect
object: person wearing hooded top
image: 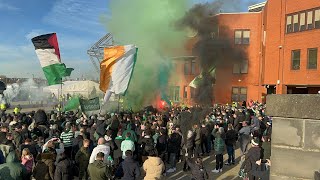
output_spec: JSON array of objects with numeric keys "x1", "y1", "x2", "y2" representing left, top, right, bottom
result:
[
  {"x1": 122, "y1": 123, "x2": 138, "y2": 142},
  {"x1": 88, "y1": 152, "x2": 113, "y2": 180},
  {"x1": 186, "y1": 157, "x2": 209, "y2": 180},
  {"x1": 0, "y1": 151, "x2": 28, "y2": 180},
  {"x1": 143, "y1": 149, "x2": 165, "y2": 180},
  {"x1": 35, "y1": 142, "x2": 57, "y2": 180},
  {"x1": 54, "y1": 152, "x2": 73, "y2": 180},
  {"x1": 241, "y1": 138, "x2": 262, "y2": 180},
  {"x1": 121, "y1": 150, "x2": 140, "y2": 180}
]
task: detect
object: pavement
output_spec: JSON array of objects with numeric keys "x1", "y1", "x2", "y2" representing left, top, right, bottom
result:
[{"x1": 163, "y1": 146, "x2": 244, "y2": 180}]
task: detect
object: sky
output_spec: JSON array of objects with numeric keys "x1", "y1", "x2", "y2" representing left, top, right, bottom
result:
[{"x1": 0, "y1": 0, "x2": 264, "y2": 79}]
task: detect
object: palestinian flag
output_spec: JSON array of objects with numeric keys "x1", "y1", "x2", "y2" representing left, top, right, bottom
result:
[
  {"x1": 31, "y1": 33, "x2": 73, "y2": 85},
  {"x1": 100, "y1": 45, "x2": 138, "y2": 103}
]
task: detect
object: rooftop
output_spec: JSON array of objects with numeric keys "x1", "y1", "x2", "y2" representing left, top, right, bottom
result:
[{"x1": 248, "y1": 1, "x2": 267, "y2": 12}]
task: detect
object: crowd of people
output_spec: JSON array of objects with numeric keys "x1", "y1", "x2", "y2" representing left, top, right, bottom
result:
[{"x1": 0, "y1": 100, "x2": 272, "y2": 180}]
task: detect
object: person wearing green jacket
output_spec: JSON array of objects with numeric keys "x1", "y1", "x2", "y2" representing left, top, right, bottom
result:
[
  {"x1": 122, "y1": 124, "x2": 137, "y2": 142},
  {"x1": 75, "y1": 139, "x2": 91, "y2": 180},
  {"x1": 212, "y1": 125, "x2": 225, "y2": 173},
  {"x1": 0, "y1": 151, "x2": 28, "y2": 180}
]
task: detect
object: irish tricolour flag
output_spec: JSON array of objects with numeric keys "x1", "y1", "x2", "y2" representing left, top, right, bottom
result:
[
  {"x1": 31, "y1": 33, "x2": 73, "y2": 85},
  {"x1": 100, "y1": 45, "x2": 138, "y2": 103}
]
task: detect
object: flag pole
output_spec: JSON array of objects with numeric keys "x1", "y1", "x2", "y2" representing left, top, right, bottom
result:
[{"x1": 60, "y1": 78, "x2": 63, "y2": 110}]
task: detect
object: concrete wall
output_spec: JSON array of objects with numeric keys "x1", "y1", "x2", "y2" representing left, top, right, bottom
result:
[{"x1": 267, "y1": 94, "x2": 320, "y2": 180}]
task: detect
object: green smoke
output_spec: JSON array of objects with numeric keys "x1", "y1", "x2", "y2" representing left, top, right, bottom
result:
[{"x1": 103, "y1": 0, "x2": 189, "y2": 111}]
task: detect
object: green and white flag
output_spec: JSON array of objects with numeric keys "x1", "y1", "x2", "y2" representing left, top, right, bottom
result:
[{"x1": 80, "y1": 97, "x2": 100, "y2": 112}]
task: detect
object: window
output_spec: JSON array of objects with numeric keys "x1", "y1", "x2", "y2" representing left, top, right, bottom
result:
[
  {"x1": 234, "y1": 30, "x2": 250, "y2": 45},
  {"x1": 308, "y1": 48, "x2": 318, "y2": 69},
  {"x1": 241, "y1": 60, "x2": 248, "y2": 73},
  {"x1": 243, "y1": 31, "x2": 250, "y2": 44},
  {"x1": 286, "y1": 16, "x2": 293, "y2": 33},
  {"x1": 191, "y1": 60, "x2": 196, "y2": 75},
  {"x1": 315, "y1": 10, "x2": 320, "y2": 28},
  {"x1": 183, "y1": 86, "x2": 188, "y2": 98},
  {"x1": 170, "y1": 86, "x2": 180, "y2": 102},
  {"x1": 184, "y1": 61, "x2": 190, "y2": 75},
  {"x1": 293, "y1": 14, "x2": 299, "y2": 32},
  {"x1": 300, "y1": 12, "x2": 306, "y2": 31},
  {"x1": 291, "y1": 50, "x2": 300, "y2": 70},
  {"x1": 235, "y1": 31, "x2": 242, "y2": 44},
  {"x1": 184, "y1": 59, "x2": 196, "y2": 75},
  {"x1": 232, "y1": 87, "x2": 247, "y2": 102},
  {"x1": 291, "y1": 50, "x2": 301, "y2": 70},
  {"x1": 307, "y1": 11, "x2": 313, "y2": 29},
  {"x1": 233, "y1": 60, "x2": 248, "y2": 74}
]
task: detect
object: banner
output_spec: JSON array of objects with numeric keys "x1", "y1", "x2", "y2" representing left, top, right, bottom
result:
[{"x1": 80, "y1": 97, "x2": 100, "y2": 112}]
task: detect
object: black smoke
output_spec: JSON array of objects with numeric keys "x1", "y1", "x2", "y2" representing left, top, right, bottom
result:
[{"x1": 176, "y1": 1, "x2": 248, "y2": 106}]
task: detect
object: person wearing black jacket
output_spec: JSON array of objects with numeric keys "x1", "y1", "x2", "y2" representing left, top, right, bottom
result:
[
  {"x1": 156, "y1": 128, "x2": 167, "y2": 162},
  {"x1": 225, "y1": 124, "x2": 237, "y2": 165},
  {"x1": 121, "y1": 150, "x2": 141, "y2": 180},
  {"x1": 186, "y1": 157, "x2": 209, "y2": 180},
  {"x1": 166, "y1": 129, "x2": 182, "y2": 173},
  {"x1": 54, "y1": 152, "x2": 73, "y2": 180}
]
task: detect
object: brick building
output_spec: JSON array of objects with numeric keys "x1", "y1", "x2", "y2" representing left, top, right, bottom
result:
[{"x1": 168, "y1": 0, "x2": 320, "y2": 105}]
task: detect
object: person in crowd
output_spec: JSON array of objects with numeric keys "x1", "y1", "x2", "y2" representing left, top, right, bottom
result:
[
  {"x1": 88, "y1": 152, "x2": 113, "y2": 180},
  {"x1": 59, "y1": 122, "x2": 74, "y2": 158},
  {"x1": 113, "y1": 130, "x2": 124, "y2": 167},
  {"x1": 225, "y1": 124, "x2": 237, "y2": 165},
  {"x1": 54, "y1": 152, "x2": 73, "y2": 180},
  {"x1": 90, "y1": 138, "x2": 110, "y2": 164},
  {"x1": 242, "y1": 138, "x2": 262, "y2": 180},
  {"x1": 121, "y1": 132, "x2": 135, "y2": 160},
  {"x1": 212, "y1": 125, "x2": 225, "y2": 173},
  {"x1": 121, "y1": 150, "x2": 140, "y2": 180},
  {"x1": 238, "y1": 121, "x2": 251, "y2": 155},
  {"x1": 183, "y1": 130, "x2": 195, "y2": 171},
  {"x1": 186, "y1": 157, "x2": 209, "y2": 180},
  {"x1": 0, "y1": 151, "x2": 28, "y2": 179},
  {"x1": 156, "y1": 128, "x2": 167, "y2": 162},
  {"x1": 75, "y1": 139, "x2": 91, "y2": 180},
  {"x1": 20, "y1": 138, "x2": 38, "y2": 159},
  {"x1": 21, "y1": 148, "x2": 34, "y2": 178},
  {"x1": 166, "y1": 126, "x2": 182, "y2": 173},
  {"x1": 251, "y1": 159, "x2": 271, "y2": 180},
  {"x1": 143, "y1": 149, "x2": 165, "y2": 180}
]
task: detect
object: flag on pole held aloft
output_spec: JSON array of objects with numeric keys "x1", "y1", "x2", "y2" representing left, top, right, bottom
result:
[
  {"x1": 31, "y1": 33, "x2": 73, "y2": 85},
  {"x1": 63, "y1": 96, "x2": 80, "y2": 112},
  {"x1": 80, "y1": 97, "x2": 100, "y2": 112},
  {"x1": 100, "y1": 45, "x2": 138, "y2": 103},
  {"x1": 189, "y1": 68, "x2": 216, "y2": 88}
]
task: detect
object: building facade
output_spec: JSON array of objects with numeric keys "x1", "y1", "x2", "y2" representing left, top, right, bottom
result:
[{"x1": 169, "y1": 0, "x2": 320, "y2": 105}]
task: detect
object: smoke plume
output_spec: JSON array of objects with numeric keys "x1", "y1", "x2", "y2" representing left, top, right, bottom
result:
[
  {"x1": 177, "y1": 0, "x2": 248, "y2": 106},
  {"x1": 104, "y1": 0, "x2": 189, "y2": 111},
  {"x1": 4, "y1": 79, "x2": 50, "y2": 102}
]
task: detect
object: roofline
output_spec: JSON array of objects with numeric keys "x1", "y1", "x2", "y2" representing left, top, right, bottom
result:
[
  {"x1": 216, "y1": 12, "x2": 262, "y2": 15},
  {"x1": 248, "y1": 1, "x2": 267, "y2": 10}
]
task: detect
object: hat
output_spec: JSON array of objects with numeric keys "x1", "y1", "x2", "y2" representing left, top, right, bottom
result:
[{"x1": 251, "y1": 138, "x2": 260, "y2": 146}]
